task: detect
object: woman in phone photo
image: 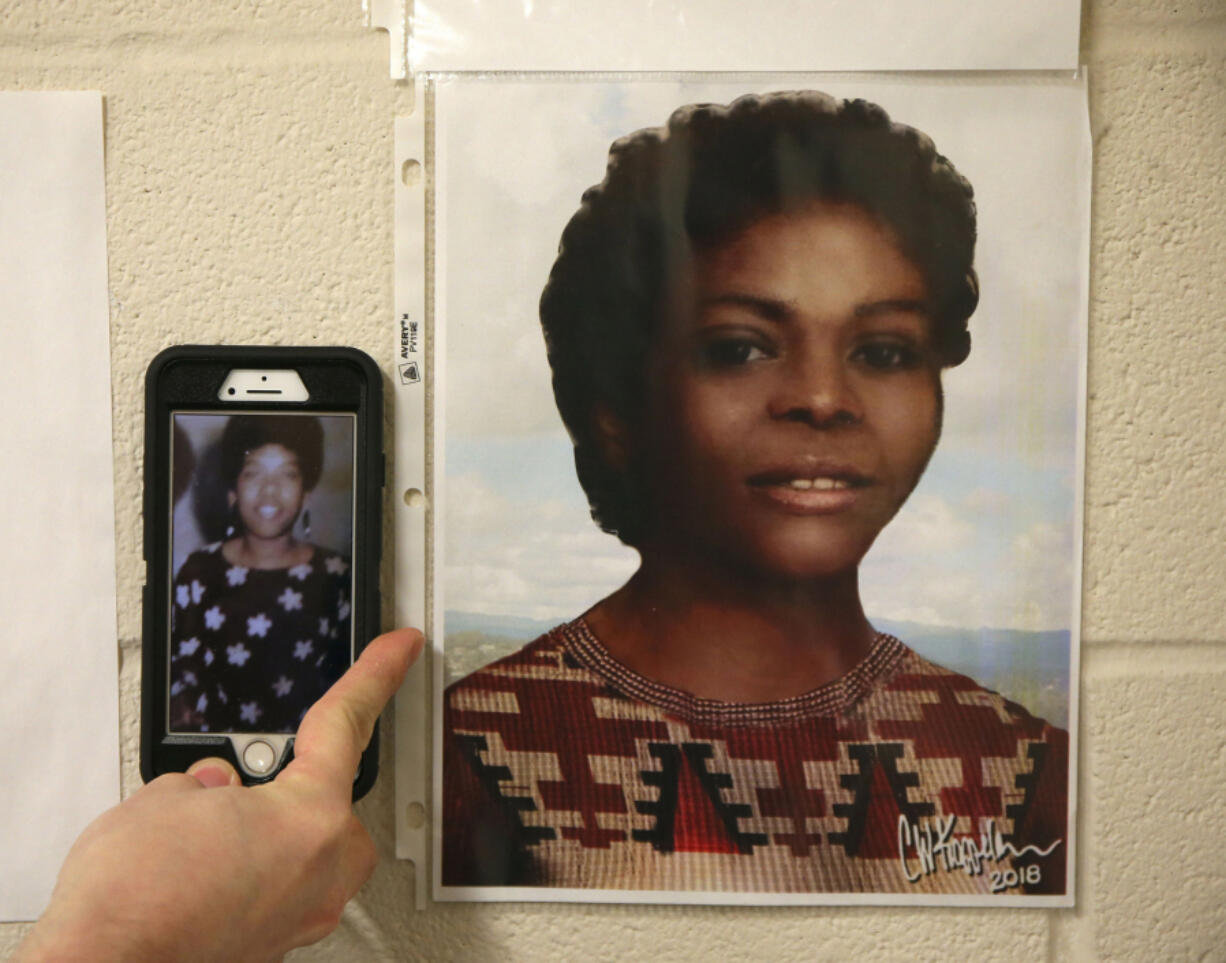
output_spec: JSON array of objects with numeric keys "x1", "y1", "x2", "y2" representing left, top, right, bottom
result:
[
  {"x1": 168, "y1": 414, "x2": 352, "y2": 734},
  {"x1": 441, "y1": 91, "x2": 1069, "y2": 896}
]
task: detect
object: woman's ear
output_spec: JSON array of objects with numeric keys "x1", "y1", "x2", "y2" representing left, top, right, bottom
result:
[
  {"x1": 591, "y1": 402, "x2": 634, "y2": 471},
  {"x1": 226, "y1": 491, "x2": 236, "y2": 510}
]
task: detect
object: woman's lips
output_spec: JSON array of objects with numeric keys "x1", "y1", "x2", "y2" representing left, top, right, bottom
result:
[{"x1": 747, "y1": 466, "x2": 869, "y2": 514}]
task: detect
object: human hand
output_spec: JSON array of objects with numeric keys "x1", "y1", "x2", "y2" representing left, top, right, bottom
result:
[{"x1": 16, "y1": 627, "x2": 424, "y2": 963}]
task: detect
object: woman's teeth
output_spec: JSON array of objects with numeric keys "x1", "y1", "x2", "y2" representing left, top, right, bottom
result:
[
  {"x1": 786, "y1": 478, "x2": 850, "y2": 491},
  {"x1": 258, "y1": 505, "x2": 279, "y2": 518}
]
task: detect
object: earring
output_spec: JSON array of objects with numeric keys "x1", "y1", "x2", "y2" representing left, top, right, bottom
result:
[
  {"x1": 302, "y1": 508, "x2": 312, "y2": 539},
  {"x1": 225, "y1": 505, "x2": 239, "y2": 538}
]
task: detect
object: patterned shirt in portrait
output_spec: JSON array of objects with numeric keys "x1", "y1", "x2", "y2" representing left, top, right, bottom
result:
[
  {"x1": 442, "y1": 619, "x2": 1068, "y2": 896},
  {"x1": 168, "y1": 543, "x2": 351, "y2": 733}
]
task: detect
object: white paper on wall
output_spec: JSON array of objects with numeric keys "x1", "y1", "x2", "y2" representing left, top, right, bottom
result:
[
  {"x1": 406, "y1": 0, "x2": 1082, "y2": 74},
  {"x1": 0, "y1": 91, "x2": 120, "y2": 922}
]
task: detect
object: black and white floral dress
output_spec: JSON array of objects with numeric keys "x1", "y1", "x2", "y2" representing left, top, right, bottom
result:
[{"x1": 168, "y1": 543, "x2": 351, "y2": 733}]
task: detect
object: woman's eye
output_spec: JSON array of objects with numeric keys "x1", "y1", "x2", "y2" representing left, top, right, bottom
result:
[
  {"x1": 854, "y1": 341, "x2": 921, "y2": 371},
  {"x1": 700, "y1": 338, "x2": 771, "y2": 368}
]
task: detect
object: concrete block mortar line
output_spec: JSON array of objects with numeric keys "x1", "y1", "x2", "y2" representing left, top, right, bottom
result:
[
  {"x1": 1047, "y1": 629, "x2": 1131, "y2": 960},
  {"x1": 1080, "y1": 638, "x2": 1226, "y2": 678},
  {"x1": 0, "y1": 22, "x2": 375, "y2": 46},
  {"x1": 1084, "y1": 18, "x2": 1226, "y2": 57},
  {"x1": 0, "y1": 31, "x2": 389, "y2": 72},
  {"x1": 14, "y1": 19, "x2": 1226, "y2": 64},
  {"x1": 1046, "y1": 669, "x2": 1097, "y2": 962},
  {"x1": 115, "y1": 636, "x2": 145, "y2": 797}
]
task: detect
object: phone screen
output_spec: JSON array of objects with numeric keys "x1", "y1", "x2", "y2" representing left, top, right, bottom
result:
[{"x1": 166, "y1": 411, "x2": 356, "y2": 735}]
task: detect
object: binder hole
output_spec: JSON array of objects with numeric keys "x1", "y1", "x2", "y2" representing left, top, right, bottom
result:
[
  {"x1": 401, "y1": 159, "x2": 422, "y2": 187},
  {"x1": 402, "y1": 488, "x2": 426, "y2": 508},
  {"x1": 406, "y1": 802, "x2": 426, "y2": 829}
]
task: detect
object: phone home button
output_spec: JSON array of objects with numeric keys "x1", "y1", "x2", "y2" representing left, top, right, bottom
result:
[{"x1": 243, "y1": 740, "x2": 277, "y2": 775}]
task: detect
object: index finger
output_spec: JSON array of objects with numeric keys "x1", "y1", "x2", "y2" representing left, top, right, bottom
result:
[{"x1": 282, "y1": 628, "x2": 424, "y2": 794}]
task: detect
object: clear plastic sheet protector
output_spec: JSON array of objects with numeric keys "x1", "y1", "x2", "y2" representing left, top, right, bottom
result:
[
  {"x1": 386, "y1": 2, "x2": 1087, "y2": 912},
  {"x1": 393, "y1": 107, "x2": 429, "y2": 907}
]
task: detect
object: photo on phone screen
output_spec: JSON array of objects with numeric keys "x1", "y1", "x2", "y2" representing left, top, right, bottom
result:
[{"x1": 166, "y1": 412, "x2": 356, "y2": 735}]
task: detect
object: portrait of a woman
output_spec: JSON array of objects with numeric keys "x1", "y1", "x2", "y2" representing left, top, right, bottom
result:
[
  {"x1": 440, "y1": 91, "x2": 1070, "y2": 897},
  {"x1": 168, "y1": 414, "x2": 353, "y2": 734}
]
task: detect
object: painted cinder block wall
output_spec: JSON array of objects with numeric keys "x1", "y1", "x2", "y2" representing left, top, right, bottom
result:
[{"x1": 1, "y1": 0, "x2": 1223, "y2": 959}]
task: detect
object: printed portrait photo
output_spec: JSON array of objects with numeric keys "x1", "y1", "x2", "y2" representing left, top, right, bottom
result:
[
  {"x1": 168, "y1": 412, "x2": 355, "y2": 735},
  {"x1": 431, "y1": 78, "x2": 1088, "y2": 904}
]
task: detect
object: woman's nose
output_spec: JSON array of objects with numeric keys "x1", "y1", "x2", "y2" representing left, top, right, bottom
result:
[{"x1": 766, "y1": 347, "x2": 863, "y2": 428}]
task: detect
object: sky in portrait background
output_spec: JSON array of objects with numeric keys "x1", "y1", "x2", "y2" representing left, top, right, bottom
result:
[
  {"x1": 171, "y1": 412, "x2": 355, "y2": 575},
  {"x1": 435, "y1": 77, "x2": 1088, "y2": 723}
]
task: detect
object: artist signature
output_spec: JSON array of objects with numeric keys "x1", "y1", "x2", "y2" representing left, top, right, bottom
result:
[{"x1": 898, "y1": 814, "x2": 1062, "y2": 891}]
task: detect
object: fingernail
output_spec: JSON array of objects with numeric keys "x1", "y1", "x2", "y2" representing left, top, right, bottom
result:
[{"x1": 190, "y1": 766, "x2": 233, "y2": 788}]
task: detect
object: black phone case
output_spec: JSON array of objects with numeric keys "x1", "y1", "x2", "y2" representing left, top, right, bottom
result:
[{"x1": 141, "y1": 345, "x2": 384, "y2": 798}]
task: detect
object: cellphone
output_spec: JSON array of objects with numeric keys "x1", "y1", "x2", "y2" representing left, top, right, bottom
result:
[{"x1": 142, "y1": 346, "x2": 383, "y2": 795}]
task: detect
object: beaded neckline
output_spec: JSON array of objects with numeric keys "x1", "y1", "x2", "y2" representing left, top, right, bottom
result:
[{"x1": 559, "y1": 617, "x2": 908, "y2": 727}]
